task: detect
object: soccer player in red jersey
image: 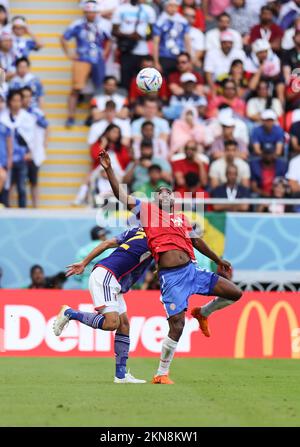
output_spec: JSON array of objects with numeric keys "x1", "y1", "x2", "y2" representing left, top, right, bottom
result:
[{"x1": 100, "y1": 151, "x2": 243, "y2": 384}]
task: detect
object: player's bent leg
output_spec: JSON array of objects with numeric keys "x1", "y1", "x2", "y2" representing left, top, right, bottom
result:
[
  {"x1": 152, "y1": 311, "x2": 185, "y2": 385},
  {"x1": 192, "y1": 276, "x2": 243, "y2": 337},
  {"x1": 53, "y1": 305, "x2": 119, "y2": 336}
]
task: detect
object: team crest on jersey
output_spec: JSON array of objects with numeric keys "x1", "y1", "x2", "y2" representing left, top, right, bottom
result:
[
  {"x1": 170, "y1": 303, "x2": 176, "y2": 311},
  {"x1": 171, "y1": 217, "x2": 183, "y2": 227}
]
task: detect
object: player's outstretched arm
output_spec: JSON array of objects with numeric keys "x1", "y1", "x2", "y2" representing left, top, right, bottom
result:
[
  {"x1": 192, "y1": 237, "x2": 232, "y2": 272},
  {"x1": 100, "y1": 150, "x2": 137, "y2": 210},
  {"x1": 66, "y1": 238, "x2": 118, "y2": 277}
]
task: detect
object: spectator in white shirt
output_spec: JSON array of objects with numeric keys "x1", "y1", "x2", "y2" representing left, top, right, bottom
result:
[
  {"x1": 112, "y1": 0, "x2": 156, "y2": 89},
  {"x1": 205, "y1": 11, "x2": 243, "y2": 51},
  {"x1": 182, "y1": 5, "x2": 205, "y2": 68},
  {"x1": 131, "y1": 97, "x2": 170, "y2": 143},
  {"x1": 245, "y1": 38, "x2": 285, "y2": 105},
  {"x1": 88, "y1": 100, "x2": 131, "y2": 147},
  {"x1": 246, "y1": 79, "x2": 283, "y2": 124},
  {"x1": 209, "y1": 139, "x2": 250, "y2": 189},
  {"x1": 204, "y1": 30, "x2": 246, "y2": 94},
  {"x1": 89, "y1": 75, "x2": 128, "y2": 123},
  {"x1": 132, "y1": 120, "x2": 169, "y2": 160}
]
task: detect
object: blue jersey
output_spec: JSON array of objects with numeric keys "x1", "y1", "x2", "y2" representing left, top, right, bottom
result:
[
  {"x1": 95, "y1": 227, "x2": 152, "y2": 293},
  {"x1": 153, "y1": 12, "x2": 189, "y2": 59},
  {"x1": 9, "y1": 74, "x2": 44, "y2": 107},
  {"x1": 13, "y1": 37, "x2": 38, "y2": 59},
  {"x1": 63, "y1": 17, "x2": 111, "y2": 64}
]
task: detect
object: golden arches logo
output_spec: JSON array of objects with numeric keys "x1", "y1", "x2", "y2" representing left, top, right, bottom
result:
[{"x1": 234, "y1": 300, "x2": 300, "y2": 359}]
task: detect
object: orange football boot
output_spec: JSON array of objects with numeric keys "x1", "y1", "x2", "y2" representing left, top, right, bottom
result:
[
  {"x1": 151, "y1": 375, "x2": 174, "y2": 385},
  {"x1": 191, "y1": 307, "x2": 210, "y2": 337}
]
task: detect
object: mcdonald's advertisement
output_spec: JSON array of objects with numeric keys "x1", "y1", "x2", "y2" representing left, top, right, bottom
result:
[{"x1": 0, "y1": 290, "x2": 300, "y2": 359}]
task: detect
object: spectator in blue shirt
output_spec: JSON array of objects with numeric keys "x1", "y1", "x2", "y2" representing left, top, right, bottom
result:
[
  {"x1": 163, "y1": 72, "x2": 208, "y2": 120},
  {"x1": 60, "y1": 0, "x2": 112, "y2": 128},
  {"x1": 22, "y1": 86, "x2": 49, "y2": 208},
  {"x1": 153, "y1": 0, "x2": 192, "y2": 76},
  {"x1": 10, "y1": 16, "x2": 43, "y2": 59},
  {"x1": 251, "y1": 108, "x2": 285, "y2": 157},
  {"x1": 9, "y1": 57, "x2": 44, "y2": 108}
]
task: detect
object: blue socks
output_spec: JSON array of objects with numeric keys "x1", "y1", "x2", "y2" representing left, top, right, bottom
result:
[
  {"x1": 65, "y1": 308, "x2": 105, "y2": 330},
  {"x1": 114, "y1": 333, "x2": 130, "y2": 379}
]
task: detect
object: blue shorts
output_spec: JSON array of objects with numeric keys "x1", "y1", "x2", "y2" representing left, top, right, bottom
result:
[{"x1": 159, "y1": 261, "x2": 219, "y2": 318}]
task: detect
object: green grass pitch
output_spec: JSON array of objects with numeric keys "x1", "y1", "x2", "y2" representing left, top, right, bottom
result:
[{"x1": 1, "y1": 358, "x2": 299, "y2": 427}]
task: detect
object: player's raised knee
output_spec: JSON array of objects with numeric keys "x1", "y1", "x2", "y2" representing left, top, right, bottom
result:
[{"x1": 232, "y1": 285, "x2": 243, "y2": 301}]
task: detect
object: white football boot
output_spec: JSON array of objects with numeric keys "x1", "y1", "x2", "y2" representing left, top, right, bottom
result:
[
  {"x1": 114, "y1": 370, "x2": 146, "y2": 384},
  {"x1": 53, "y1": 305, "x2": 71, "y2": 336}
]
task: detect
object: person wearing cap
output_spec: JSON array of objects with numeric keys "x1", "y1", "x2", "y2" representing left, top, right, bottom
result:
[
  {"x1": 245, "y1": 38, "x2": 285, "y2": 105},
  {"x1": 250, "y1": 142, "x2": 288, "y2": 198},
  {"x1": 256, "y1": 176, "x2": 292, "y2": 213},
  {"x1": 168, "y1": 52, "x2": 205, "y2": 98},
  {"x1": 209, "y1": 139, "x2": 250, "y2": 189},
  {"x1": 249, "y1": 5, "x2": 283, "y2": 53},
  {"x1": 251, "y1": 108, "x2": 285, "y2": 156},
  {"x1": 60, "y1": 0, "x2": 112, "y2": 128},
  {"x1": 282, "y1": 25, "x2": 300, "y2": 85},
  {"x1": 204, "y1": 29, "x2": 246, "y2": 94},
  {"x1": 8, "y1": 57, "x2": 44, "y2": 109},
  {"x1": 0, "y1": 31, "x2": 16, "y2": 81},
  {"x1": 74, "y1": 226, "x2": 114, "y2": 290},
  {"x1": 163, "y1": 71, "x2": 208, "y2": 120},
  {"x1": 153, "y1": 0, "x2": 192, "y2": 77},
  {"x1": 205, "y1": 12, "x2": 243, "y2": 52},
  {"x1": 209, "y1": 113, "x2": 248, "y2": 160},
  {"x1": 207, "y1": 78, "x2": 246, "y2": 119},
  {"x1": 10, "y1": 16, "x2": 43, "y2": 60}
]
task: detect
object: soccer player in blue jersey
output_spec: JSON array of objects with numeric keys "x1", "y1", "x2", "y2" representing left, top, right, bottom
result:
[{"x1": 53, "y1": 226, "x2": 152, "y2": 384}]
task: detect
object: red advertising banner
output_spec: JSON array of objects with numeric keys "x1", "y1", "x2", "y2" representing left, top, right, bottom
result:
[{"x1": 0, "y1": 290, "x2": 300, "y2": 358}]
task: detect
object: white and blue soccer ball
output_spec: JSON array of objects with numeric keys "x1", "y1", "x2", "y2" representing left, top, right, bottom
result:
[{"x1": 136, "y1": 68, "x2": 163, "y2": 93}]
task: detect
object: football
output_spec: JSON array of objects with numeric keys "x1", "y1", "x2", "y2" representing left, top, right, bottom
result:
[{"x1": 136, "y1": 67, "x2": 163, "y2": 93}]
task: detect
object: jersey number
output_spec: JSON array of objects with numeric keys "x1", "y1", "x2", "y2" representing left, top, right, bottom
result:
[{"x1": 120, "y1": 231, "x2": 146, "y2": 250}]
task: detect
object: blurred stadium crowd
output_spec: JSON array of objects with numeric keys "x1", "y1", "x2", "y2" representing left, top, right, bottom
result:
[{"x1": 0, "y1": 0, "x2": 300, "y2": 212}]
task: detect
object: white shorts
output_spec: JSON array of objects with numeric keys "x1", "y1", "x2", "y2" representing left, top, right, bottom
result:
[{"x1": 88, "y1": 267, "x2": 127, "y2": 315}]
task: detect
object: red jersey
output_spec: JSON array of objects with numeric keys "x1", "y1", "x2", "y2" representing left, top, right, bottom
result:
[{"x1": 134, "y1": 200, "x2": 196, "y2": 263}]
